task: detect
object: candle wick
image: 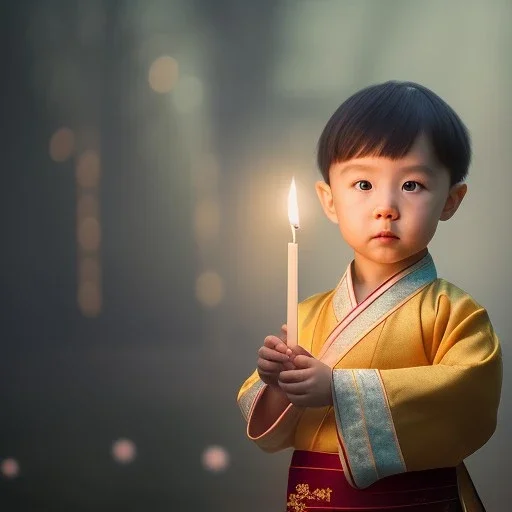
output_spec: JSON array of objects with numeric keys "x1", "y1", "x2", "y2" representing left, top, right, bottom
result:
[{"x1": 291, "y1": 224, "x2": 298, "y2": 243}]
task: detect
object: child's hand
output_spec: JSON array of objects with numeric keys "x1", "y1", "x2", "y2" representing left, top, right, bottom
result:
[
  {"x1": 257, "y1": 325, "x2": 294, "y2": 388},
  {"x1": 278, "y1": 346, "x2": 333, "y2": 407}
]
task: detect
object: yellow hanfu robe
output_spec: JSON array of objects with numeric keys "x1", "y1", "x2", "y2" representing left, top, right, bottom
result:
[{"x1": 238, "y1": 253, "x2": 502, "y2": 511}]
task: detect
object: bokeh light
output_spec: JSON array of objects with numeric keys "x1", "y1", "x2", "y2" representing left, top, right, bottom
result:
[
  {"x1": 201, "y1": 445, "x2": 230, "y2": 473},
  {"x1": 49, "y1": 127, "x2": 75, "y2": 162},
  {"x1": 78, "y1": 256, "x2": 101, "y2": 283},
  {"x1": 148, "y1": 56, "x2": 179, "y2": 93},
  {"x1": 77, "y1": 281, "x2": 102, "y2": 317},
  {"x1": 76, "y1": 150, "x2": 101, "y2": 189},
  {"x1": 77, "y1": 217, "x2": 101, "y2": 252},
  {"x1": 112, "y1": 439, "x2": 136, "y2": 464},
  {"x1": 195, "y1": 271, "x2": 224, "y2": 308},
  {"x1": 1, "y1": 458, "x2": 20, "y2": 478},
  {"x1": 77, "y1": 195, "x2": 100, "y2": 222}
]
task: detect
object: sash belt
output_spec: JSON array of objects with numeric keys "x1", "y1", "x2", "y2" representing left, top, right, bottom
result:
[{"x1": 286, "y1": 450, "x2": 462, "y2": 511}]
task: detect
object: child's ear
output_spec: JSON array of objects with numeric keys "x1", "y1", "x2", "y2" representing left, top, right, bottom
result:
[
  {"x1": 440, "y1": 183, "x2": 467, "y2": 221},
  {"x1": 315, "y1": 181, "x2": 339, "y2": 224}
]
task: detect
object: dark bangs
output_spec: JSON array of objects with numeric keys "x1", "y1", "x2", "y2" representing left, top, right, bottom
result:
[{"x1": 317, "y1": 81, "x2": 471, "y2": 185}]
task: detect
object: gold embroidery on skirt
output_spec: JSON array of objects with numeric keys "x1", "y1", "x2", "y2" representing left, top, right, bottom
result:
[{"x1": 287, "y1": 483, "x2": 332, "y2": 511}]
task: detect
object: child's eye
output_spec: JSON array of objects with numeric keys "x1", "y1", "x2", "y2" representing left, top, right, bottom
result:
[
  {"x1": 355, "y1": 180, "x2": 372, "y2": 191},
  {"x1": 402, "y1": 181, "x2": 423, "y2": 192}
]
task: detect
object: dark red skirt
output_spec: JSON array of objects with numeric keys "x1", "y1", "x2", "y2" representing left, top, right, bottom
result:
[{"x1": 286, "y1": 450, "x2": 462, "y2": 511}]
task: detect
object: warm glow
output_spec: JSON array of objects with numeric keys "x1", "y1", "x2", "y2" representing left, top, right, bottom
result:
[
  {"x1": 78, "y1": 217, "x2": 101, "y2": 251},
  {"x1": 1, "y1": 458, "x2": 19, "y2": 478},
  {"x1": 196, "y1": 271, "x2": 224, "y2": 308},
  {"x1": 148, "y1": 56, "x2": 179, "y2": 93},
  {"x1": 49, "y1": 127, "x2": 75, "y2": 162},
  {"x1": 76, "y1": 150, "x2": 101, "y2": 188},
  {"x1": 77, "y1": 195, "x2": 100, "y2": 220},
  {"x1": 112, "y1": 439, "x2": 136, "y2": 464},
  {"x1": 77, "y1": 281, "x2": 102, "y2": 317},
  {"x1": 201, "y1": 445, "x2": 230, "y2": 472},
  {"x1": 288, "y1": 177, "x2": 300, "y2": 228},
  {"x1": 79, "y1": 257, "x2": 101, "y2": 283}
]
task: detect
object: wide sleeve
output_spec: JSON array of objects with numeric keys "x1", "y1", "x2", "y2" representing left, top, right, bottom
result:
[
  {"x1": 330, "y1": 292, "x2": 502, "y2": 489},
  {"x1": 237, "y1": 370, "x2": 302, "y2": 452},
  {"x1": 236, "y1": 291, "x2": 333, "y2": 453}
]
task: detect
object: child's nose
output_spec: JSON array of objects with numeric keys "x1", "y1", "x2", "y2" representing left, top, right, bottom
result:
[{"x1": 373, "y1": 205, "x2": 399, "y2": 220}]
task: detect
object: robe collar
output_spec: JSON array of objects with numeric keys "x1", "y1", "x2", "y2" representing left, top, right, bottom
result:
[{"x1": 320, "y1": 252, "x2": 437, "y2": 367}]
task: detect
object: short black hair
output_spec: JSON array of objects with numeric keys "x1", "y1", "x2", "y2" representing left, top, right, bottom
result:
[{"x1": 317, "y1": 81, "x2": 471, "y2": 185}]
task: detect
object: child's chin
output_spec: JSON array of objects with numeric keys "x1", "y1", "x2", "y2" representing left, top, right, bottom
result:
[{"x1": 363, "y1": 250, "x2": 414, "y2": 265}]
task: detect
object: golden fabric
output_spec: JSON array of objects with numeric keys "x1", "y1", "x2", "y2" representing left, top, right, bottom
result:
[{"x1": 238, "y1": 260, "x2": 501, "y2": 511}]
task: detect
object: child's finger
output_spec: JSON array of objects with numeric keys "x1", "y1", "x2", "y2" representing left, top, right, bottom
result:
[
  {"x1": 258, "y1": 346, "x2": 289, "y2": 363},
  {"x1": 264, "y1": 335, "x2": 287, "y2": 352},
  {"x1": 258, "y1": 358, "x2": 283, "y2": 373},
  {"x1": 293, "y1": 355, "x2": 314, "y2": 369},
  {"x1": 282, "y1": 360, "x2": 296, "y2": 371},
  {"x1": 274, "y1": 342, "x2": 289, "y2": 354},
  {"x1": 279, "y1": 368, "x2": 309, "y2": 383},
  {"x1": 279, "y1": 379, "x2": 310, "y2": 395}
]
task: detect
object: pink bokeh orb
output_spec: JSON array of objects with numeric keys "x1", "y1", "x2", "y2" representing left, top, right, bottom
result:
[
  {"x1": 112, "y1": 438, "x2": 136, "y2": 464},
  {"x1": 1, "y1": 458, "x2": 20, "y2": 478},
  {"x1": 202, "y1": 445, "x2": 230, "y2": 472}
]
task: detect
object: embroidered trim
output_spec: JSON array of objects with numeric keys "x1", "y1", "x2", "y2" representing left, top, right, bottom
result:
[
  {"x1": 332, "y1": 369, "x2": 406, "y2": 488},
  {"x1": 238, "y1": 379, "x2": 265, "y2": 421},
  {"x1": 332, "y1": 270, "x2": 352, "y2": 322},
  {"x1": 287, "y1": 483, "x2": 332, "y2": 512},
  {"x1": 321, "y1": 254, "x2": 436, "y2": 367}
]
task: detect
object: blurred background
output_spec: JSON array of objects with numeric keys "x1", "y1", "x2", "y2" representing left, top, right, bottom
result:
[{"x1": 1, "y1": 0, "x2": 510, "y2": 510}]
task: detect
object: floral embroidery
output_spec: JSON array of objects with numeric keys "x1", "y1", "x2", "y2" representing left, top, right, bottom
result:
[{"x1": 287, "y1": 483, "x2": 332, "y2": 511}]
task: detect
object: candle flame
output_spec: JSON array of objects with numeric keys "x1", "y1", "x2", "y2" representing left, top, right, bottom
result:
[{"x1": 288, "y1": 178, "x2": 300, "y2": 228}]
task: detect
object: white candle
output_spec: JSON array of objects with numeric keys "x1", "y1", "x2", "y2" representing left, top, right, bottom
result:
[{"x1": 287, "y1": 178, "x2": 300, "y2": 347}]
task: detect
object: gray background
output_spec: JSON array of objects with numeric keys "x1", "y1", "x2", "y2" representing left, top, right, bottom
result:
[{"x1": 1, "y1": 1, "x2": 510, "y2": 510}]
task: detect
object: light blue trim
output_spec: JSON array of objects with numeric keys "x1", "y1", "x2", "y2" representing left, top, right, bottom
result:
[
  {"x1": 354, "y1": 369, "x2": 405, "y2": 478},
  {"x1": 332, "y1": 369, "x2": 378, "y2": 487},
  {"x1": 329, "y1": 255, "x2": 437, "y2": 488},
  {"x1": 332, "y1": 369, "x2": 405, "y2": 488},
  {"x1": 325, "y1": 253, "x2": 437, "y2": 369}
]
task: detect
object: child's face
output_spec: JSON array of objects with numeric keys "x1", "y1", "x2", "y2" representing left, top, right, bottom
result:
[{"x1": 316, "y1": 133, "x2": 467, "y2": 266}]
